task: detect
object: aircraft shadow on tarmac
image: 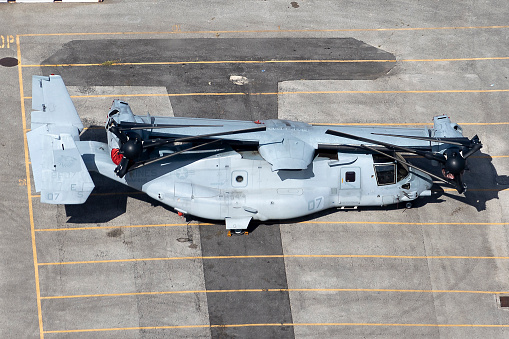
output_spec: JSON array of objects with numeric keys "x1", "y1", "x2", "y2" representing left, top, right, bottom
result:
[
  {"x1": 65, "y1": 127, "x2": 172, "y2": 223},
  {"x1": 431, "y1": 151, "x2": 509, "y2": 212}
]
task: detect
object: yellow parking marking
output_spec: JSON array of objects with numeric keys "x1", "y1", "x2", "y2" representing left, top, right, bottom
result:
[
  {"x1": 33, "y1": 220, "x2": 509, "y2": 233},
  {"x1": 44, "y1": 324, "x2": 209, "y2": 334},
  {"x1": 18, "y1": 24, "x2": 509, "y2": 38},
  {"x1": 23, "y1": 56, "x2": 509, "y2": 68},
  {"x1": 37, "y1": 254, "x2": 509, "y2": 267},
  {"x1": 316, "y1": 122, "x2": 509, "y2": 126},
  {"x1": 22, "y1": 89, "x2": 509, "y2": 102},
  {"x1": 31, "y1": 191, "x2": 146, "y2": 199},
  {"x1": 299, "y1": 221, "x2": 509, "y2": 226},
  {"x1": 442, "y1": 188, "x2": 509, "y2": 192},
  {"x1": 43, "y1": 322, "x2": 509, "y2": 334},
  {"x1": 20, "y1": 88, "x2": 509, "y2": 107},
  {"x1": 58, "y1": 88, "x2": 509, "y2": 98},
  {"x1": 28, "y1": 59, "x2": 397, "y2": 67},
  {"x1": 288, "y1": 323, "x2": 509, "y2": 328},
  {"x1": 279, "y1": 89, "x2": 509, "y2": 94},
  {"x1": 35, "y1": 223, "x2": 209, "y2": 232},
  {"x1": 40, "y1": 287, "x2": 509, "y2": 300},
  {"x1": 17, "y1": 35, "x2": 45, "y2": 339}
]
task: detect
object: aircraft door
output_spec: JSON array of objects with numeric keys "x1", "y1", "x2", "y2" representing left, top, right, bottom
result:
[{"x1": 339, "y1": 167, "x2": 361, "y2": 205}]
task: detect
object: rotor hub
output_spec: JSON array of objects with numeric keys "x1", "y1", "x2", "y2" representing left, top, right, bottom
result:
[
  {"x1": 444, "y1": 151, "x2": 466, "y2": 175},
  {"x1": 121, "y1": 138, "x2": 143, "y2": 159}
]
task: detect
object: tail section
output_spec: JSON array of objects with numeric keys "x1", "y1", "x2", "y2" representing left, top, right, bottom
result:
[{"x1": 27, "y1": 75, "x2": 94, "y2": 204}]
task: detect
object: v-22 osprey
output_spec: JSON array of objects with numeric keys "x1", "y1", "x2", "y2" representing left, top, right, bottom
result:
[{"x1": 27, "y1": 75, "x2": 482, "y2": 234}]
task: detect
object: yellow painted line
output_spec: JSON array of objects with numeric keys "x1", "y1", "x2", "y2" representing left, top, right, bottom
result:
[
  {"x1": 44, "y1": 324, "x2": 209, "y2": 334},
  {"x1": 37, "y1": 254, "x2": 509, "y2": 267},
  {"x1": 28, "y1": 59, "x2": 399, "y2": 67},
  {"x1": 279, "y1": 89, "x2": 509, "y2": 94},
  {"x1": 17, "y1": 35, "x2": 44, "y2": 339},
  {"x1": 315, "y1": 122, "x2": 509, "y2": 126},
  {"x1": 43, "y1": 322, "x2": 509, "y2": 334},
  {"x1": 18, "y1": 96, "x2": 509, "y2": 127},
  {"x1": 18, "y1": 24, "x2": 509, "y2": 38},
  {"x1": 21, "y1": 93, "x2": 509, "y2": 127},
  {"x1": 442, "y1": 188, "x2": 509, "y2": 192},
  {"x1": 33, "y1": 220, "x2": 509, "y2": 233},
  {"x1": 405, "y1": 155, "x2": 509, "y2": 158},
  {"x1": 289, "y1": 323, "x2": 509, "y2": 328},
  {"x1": 31, "y1": 191, "x2": 145, "y2": 199},
  {"x1": 40, "y1": 287, "x2": 509, "y2": 300},
  {"x1": 24, "y1": 91, "x2": 509, "y2": 100},
  {"x1": 35, "y1": 223, "x2": 210, "y2": 232},
  {"x1": 26, "y1": 56, "x2": 509, "y2": 69},
  {"x1": 54, "y1": 88, "x2": 509, "y2": 99},
  {"x1": 299, "y1": 221, "x2": 509, "y2": 226},
  {"x1": 70, "y1": 92, "x2": 262, "y2": 98}
]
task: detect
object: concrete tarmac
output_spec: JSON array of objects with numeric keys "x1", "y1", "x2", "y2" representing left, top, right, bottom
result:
[{"x1": 1, "y1": 1, "x2": 509, "y2": 338}]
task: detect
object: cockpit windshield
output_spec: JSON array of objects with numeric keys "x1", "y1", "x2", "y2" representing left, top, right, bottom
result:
[{"x1": 373, "y1": 153, "x2": 409, "y2": 185}]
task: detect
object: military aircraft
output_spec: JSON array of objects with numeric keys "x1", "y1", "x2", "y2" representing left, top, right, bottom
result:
[{"x1": 27, "y1": 75, "x2": 482, "y2": 234}]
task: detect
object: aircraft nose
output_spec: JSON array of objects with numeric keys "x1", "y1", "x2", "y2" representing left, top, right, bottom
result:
[{"x1": 419, "y1": 190, "x2": 432, "y2": 197}]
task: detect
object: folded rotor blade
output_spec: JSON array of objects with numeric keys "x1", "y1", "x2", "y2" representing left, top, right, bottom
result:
[
  {"x1": 326, "y1": 129, "x2": 445, "y2": 162},
  {"x1": 370, "y1": 132, "x2": 469, "y2": 147},
  {"x1": 143, "y1": 125, "x2": 266, "y2": 149},
  {"x1": 129, "y1": 139, "x2": 222, "y2": 172},
  {"x1": 372, "y1": 132, "x2": 483, "y2": 166},
  {"x1": 174, "y1": 126, "x2": 266, "y2": 142},
  {"x1": 117, "y1": 123, "x2": 223, "y2": 131}
]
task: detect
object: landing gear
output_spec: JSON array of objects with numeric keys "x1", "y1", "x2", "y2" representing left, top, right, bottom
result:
[
  {"x1": 227, "y1": 229, "x2": 249, "y2": 236},
  {"x1": 405, "y1": 202, "x2": 412, "y2": 209}
]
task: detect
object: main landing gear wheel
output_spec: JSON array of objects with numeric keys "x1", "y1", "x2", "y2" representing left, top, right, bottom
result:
[{"x1": 227, "y1": 229, "x2": 249, "y2": 236}]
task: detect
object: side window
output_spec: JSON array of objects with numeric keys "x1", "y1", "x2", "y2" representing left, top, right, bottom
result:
[
  {"x1": 231, "y1": 170, "x2": 248, "y2": 187},
  {"x1": 345, "y1": 171, "x2": 356, "y2": 182},
  {"x1": 341, "y1": 167, "x2": 361, "y2": 189}
]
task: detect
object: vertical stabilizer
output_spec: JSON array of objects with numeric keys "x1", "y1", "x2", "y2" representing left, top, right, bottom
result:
[{"x1": 31, "y1": 75, "x2": 83, "y2": 131}]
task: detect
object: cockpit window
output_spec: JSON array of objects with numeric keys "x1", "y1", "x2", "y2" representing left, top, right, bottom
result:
[
  {"x1": 372, "y1": 153, "x2": 409, "y2": 185},
  {"x1": 374, "y1": 164, "x2": 396, "y2": 185}
]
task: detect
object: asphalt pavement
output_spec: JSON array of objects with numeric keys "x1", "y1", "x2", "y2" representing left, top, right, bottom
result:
[{"x1": 1, "y1": 1, "x2": 509, "y2": 338}]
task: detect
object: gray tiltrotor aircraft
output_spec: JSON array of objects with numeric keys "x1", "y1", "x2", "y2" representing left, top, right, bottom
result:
[{"x1": 28, "y1": 75, "x2": 482, "y2": 233}]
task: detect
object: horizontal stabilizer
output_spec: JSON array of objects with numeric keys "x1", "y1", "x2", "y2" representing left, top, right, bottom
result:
[
  {"x1": 27, "y1": 126, "x2": 94, "y2": 204},
  {"x1": 31, "y1": 75, "x2": 83, "y2": 131}
]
